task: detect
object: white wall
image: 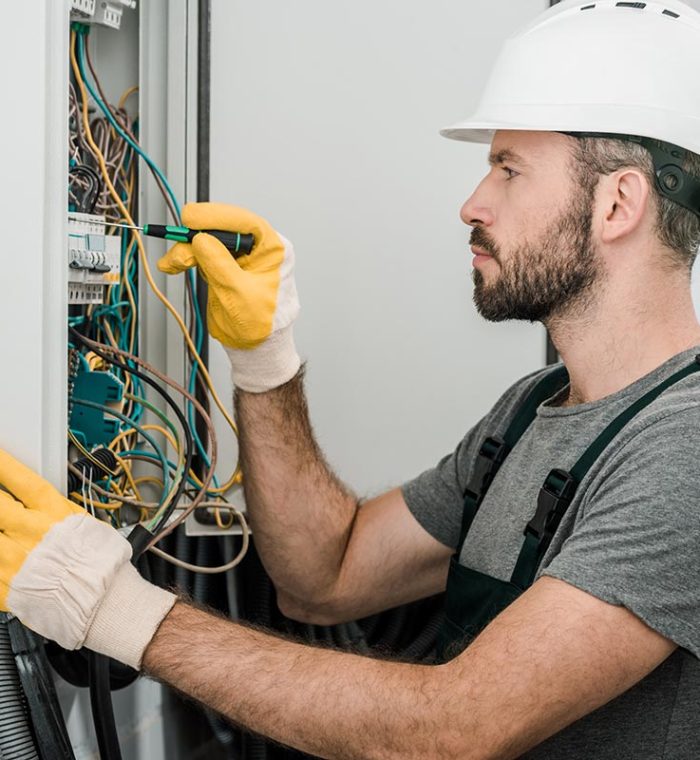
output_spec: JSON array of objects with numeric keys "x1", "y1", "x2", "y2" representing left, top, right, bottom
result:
[{"x1": 209, "y1": 0, "x2": 548, "y2": 495}]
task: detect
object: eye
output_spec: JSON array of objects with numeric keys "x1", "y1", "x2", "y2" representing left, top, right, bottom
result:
[{"x1": 502, "y1": 166, "x2": 519, "y2": 180}]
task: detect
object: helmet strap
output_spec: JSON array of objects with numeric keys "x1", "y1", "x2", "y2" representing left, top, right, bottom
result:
[{"x1": 563, "y1": 132, "x2": 700, "y2": 218}]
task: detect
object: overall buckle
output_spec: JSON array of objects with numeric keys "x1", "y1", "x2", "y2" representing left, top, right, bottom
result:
[
  {"x1": 463, "y1": 436, "x2": 508, "y2": 506},
  {"x1": 525, "y1": 468, "x2": 578, "y2": 543}
]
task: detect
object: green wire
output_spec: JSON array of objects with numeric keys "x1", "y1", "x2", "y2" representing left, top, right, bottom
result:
[{"x1": 125, "y1": 393, "x2": 180, "y2": 451}]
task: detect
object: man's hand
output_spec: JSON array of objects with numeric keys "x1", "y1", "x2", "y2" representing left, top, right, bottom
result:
[
  {"x1": 0, "y1": 450, "x2": 176, "y2": 669},
  {"x1": 157, "y1": 203, "x2": 301, "y2": 392}
]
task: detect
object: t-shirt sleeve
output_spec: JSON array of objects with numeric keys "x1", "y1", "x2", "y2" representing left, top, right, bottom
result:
[
  {"x1": 541, "y1": 408, "x2": 700, "y2": 658},
  {"x1": 401, "y1": 422, "x2": 486, "y2": 550}
]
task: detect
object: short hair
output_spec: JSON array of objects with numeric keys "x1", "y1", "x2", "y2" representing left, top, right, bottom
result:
[{"x1": 568, "y1": 135, "x2": 700, "y2": 271}]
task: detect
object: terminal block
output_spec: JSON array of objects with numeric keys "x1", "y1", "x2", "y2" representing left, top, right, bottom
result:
[
  {"x1": 68, "y1": 213, "x2": 121, "y2": 305},
  {"x1": 70, "y1": 0, "x2": 96, "y2": 20},
  {"x1": 89, "y1": 0, "x2": 137, "y2": 30},
  {"x1": 68, "y1": 369, "x2": 124, "y2": 449}
]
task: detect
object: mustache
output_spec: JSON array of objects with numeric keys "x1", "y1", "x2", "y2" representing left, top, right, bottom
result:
[{"x1": 470, "y1": 228, "x2": 500, "y2": 260}]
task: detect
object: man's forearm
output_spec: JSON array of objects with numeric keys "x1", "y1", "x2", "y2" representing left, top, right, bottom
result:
[
  {"x1": 141, "y1": 579, "x2": 670, "y2": 760},
  {"x1": 143, "y1": 601, "x2": 448, "y2": 760},
  {"x1": 234, "y1": 367, "x2": 359, "y2": 608}
]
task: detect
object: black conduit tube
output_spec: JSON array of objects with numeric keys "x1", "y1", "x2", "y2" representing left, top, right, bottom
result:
[
  {"x1": 88, "y1": 652, "x2": 122, "y2": 760},
  {"x1": 0, "y1": 615, "x2": 39, "y2": 760},
  {"x1": 8, "y1": 618, "x2": 75, "y2": 760},
  {"x1": 193, "y1": 0, "x2": 212, "y2": 483}
]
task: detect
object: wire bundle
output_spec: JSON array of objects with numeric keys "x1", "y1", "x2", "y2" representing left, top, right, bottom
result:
[{"x1": 67, "y1": 24, "x2": 248, "y2": 574}]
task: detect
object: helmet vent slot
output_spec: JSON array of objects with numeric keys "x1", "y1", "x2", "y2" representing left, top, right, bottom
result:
[
  {"x1": 662, "y1": 9, "x2": 680, "y2": 17},
  {"x1": 580, "y1": 4, "x2": 596, "y2": 9},
  {"x1": 616, "y1": 2, "x2": 647, "y2": 7}
]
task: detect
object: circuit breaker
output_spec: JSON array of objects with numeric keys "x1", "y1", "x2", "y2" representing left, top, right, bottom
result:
[{"x1": 67, "y1": 213, "x2": 121, "y2": 304}]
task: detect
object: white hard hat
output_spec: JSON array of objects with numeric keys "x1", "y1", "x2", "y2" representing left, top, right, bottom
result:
[{"x1": 441, "y1": 0, "x2": 700, "y2": 156}]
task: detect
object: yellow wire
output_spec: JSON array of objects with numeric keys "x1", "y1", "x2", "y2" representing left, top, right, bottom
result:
[
  {"x1": 69, "y1": 492, "x2": 123, "y2": 511},
  {"x1": 110, "y1": 450, "x2": 142, "y2": 501},
  {"x1": 133, "y1": 476, "x2": 165, "y2": 490},
  {"x1": 119, "y1": 85, "x2": 139, "y2": 111},
  {"x1": 214, "y1": 507, "x2": 234, "y2": 529},
  {"x1": 108, "y1": 423, "x2": 178, "y2": 456},
  {"x1": 104, "y1": 477, "x2": 124, "y2": 497},
  {"x1": 67, "y1": 430, "x2": 119, "y2": 477},
  {"x1": 101, "y1": 321, "x2": 138, "y2": 413},
  {"x1": 67, "y1": 430, "x2": 135, "y2": 504},
  {"x1": 108, "y1": 421, "x2": 185, "y2": 515},
  {"x1": 71, "y1": 32, "x2": 240, "y2": 494}
]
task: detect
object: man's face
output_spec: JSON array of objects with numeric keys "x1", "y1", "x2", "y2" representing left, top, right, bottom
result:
[{"x1": 461, "y1": 130, "x2": 601, "y2": 324}]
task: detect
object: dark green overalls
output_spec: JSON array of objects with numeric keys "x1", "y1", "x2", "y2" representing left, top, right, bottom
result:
[{"x1": 437, "y1": 358, "x2": 700, "y2": 662}]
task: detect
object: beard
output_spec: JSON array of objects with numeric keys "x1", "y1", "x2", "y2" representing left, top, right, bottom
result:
[{"x1": 471, "y1": 191, "x2": 600, "y2": 324}]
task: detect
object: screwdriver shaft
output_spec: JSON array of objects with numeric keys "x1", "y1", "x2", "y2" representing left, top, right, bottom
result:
[{"x1": 102, "y1": 221, "x2": 254, "y2": 257}]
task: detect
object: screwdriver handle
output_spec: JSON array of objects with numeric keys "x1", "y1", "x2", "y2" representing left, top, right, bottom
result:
[{"x1": 143, "y1": 224, "x2": 255, "y2": 257}]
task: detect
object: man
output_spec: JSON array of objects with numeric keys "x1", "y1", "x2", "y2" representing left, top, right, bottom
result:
[{"x1": 2, "y1": 0, "x2": 700, "y2": 757}]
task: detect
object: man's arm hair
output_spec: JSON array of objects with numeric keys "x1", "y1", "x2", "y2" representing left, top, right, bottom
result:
[
  {"x1": 235, "y1": 367, "x2": 452, "y2": 623},
  {"x1": 143, "y1": 576, "x2": 676, "y2": 759}
]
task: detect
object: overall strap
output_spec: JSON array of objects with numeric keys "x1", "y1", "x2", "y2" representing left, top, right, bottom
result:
[
  {"x1": 457, "y1": 366, "x2": 569, "y2": 550},
  {"x1": 511, "y1": 356, "x2": 700, "y2": 589}
]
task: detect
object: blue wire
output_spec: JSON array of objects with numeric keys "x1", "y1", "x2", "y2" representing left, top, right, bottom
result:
[{"x1": 186, "y1": 268, "x2": 220, "y2": 486}]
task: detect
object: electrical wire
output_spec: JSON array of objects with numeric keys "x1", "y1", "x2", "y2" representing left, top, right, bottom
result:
[
  {"x1": 82, "y1": 27, "x2": 233, "y2": 494},
  {"x1": 148, "y1": 509, "x2": 249, "y2": 574},
  {"x1": 71, "y1": 398, "x2": 171, "y2": 506},
  {"x1": 68, "y1": 328, "x2": 198, "y2": 530},
  {"x1": 67, "y1": 430, "x2": 119, "y2": 478},
  {"x1": 71, "y1": 29, "x2": 242, "y2": 495},
  {"x1": 83, "y1": 45, "x2": 180, "y2": 226},
  {"x1": 67, "y1": 330, "x2": 233, "y2": 546},
  {"x1": 66, "y1": 463, "x2": 152, "y2": 511},
  {"x1": 78, "y1": 32, "x2": 179, "y2": 220},
  {"x1": 69, "y1": 164, "x2": 101, "y2": 213}
]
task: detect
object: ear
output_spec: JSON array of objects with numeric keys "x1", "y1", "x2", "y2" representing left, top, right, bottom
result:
[{"x1": 599, "y1": 169, "x2": 651, "y2": 244}]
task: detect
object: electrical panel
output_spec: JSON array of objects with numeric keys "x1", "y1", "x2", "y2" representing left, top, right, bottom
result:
[{"x1": 3, "y1": 3, "x2": 245, "y2": 760}]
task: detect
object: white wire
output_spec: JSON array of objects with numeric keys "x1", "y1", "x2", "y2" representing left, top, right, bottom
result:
[{"x1": 147, "y1": 508, "x2": 250, "y2": 575}]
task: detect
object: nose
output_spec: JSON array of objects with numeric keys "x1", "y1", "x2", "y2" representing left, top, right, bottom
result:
[{"x1": 460, "y1": 176, "x2": 495, "y2": 228}]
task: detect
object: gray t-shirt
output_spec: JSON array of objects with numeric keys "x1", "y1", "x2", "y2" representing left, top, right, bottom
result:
[{"x1": 402, "y1": 347, "x2": 700, "y2": 759}]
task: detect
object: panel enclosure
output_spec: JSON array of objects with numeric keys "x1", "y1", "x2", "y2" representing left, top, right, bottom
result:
[{"x1": 0, "y1": 1, "x2": 207, "y2": 757}]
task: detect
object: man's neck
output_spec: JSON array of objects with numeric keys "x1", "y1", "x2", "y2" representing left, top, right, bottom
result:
[{"x1": 547, "y1": 277, "x2": 700, "y2": 407}]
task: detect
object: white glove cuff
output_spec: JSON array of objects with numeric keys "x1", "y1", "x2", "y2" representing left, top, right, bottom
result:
[
  {"x1": 84, "y1": 563, "x2": 177, "y2": 670},
  {"x1": 224, "y1": 324, "x2": 301, "y2": 392}
]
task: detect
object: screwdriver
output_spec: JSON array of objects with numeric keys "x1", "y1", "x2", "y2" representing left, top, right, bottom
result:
[{"x1": 109, "y1": 222, "x2": 255, "y2": 258}]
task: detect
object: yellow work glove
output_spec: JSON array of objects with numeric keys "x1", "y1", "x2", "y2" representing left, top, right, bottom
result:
[
  {"x1": 0, "y1": 450, "x2": 176, "y2": 669},
  {"x1": 157, "y1": 203, "x2": 301, "y2": 392}
]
